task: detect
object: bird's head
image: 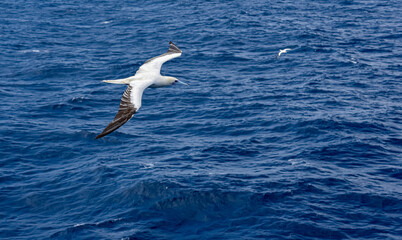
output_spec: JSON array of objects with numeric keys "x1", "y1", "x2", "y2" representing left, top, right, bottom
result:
[{"x1": 165, "y1": 76, "x2": 188, "y2": 86}]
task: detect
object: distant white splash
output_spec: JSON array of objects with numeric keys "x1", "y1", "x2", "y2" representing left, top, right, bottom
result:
[
  {"x1": 95, "y1": 218, "x2": 122, "y2": 226},
  {"x1": 70, "y1": 96, "x2": 86, "y2": 103},
  {"x1": 141, "y1": 163, "x2": 155, "y2": 169},
  {"x1": 20, "y1": 49, "x2": 41, "y2": 53},
  {"x1": 288, "y1": 158, "x2": 308, "y2": 166},
  {"x1": 74, "y1": 218, "x2": 122, "y2": 228},
  {"x1": 101, "y1": 21, "x2": 112, "y2": 24}
]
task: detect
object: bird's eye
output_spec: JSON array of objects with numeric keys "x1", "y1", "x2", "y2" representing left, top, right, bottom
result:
[{"x1": 175, "y1": 80, "x2": 178, "y2": 82}]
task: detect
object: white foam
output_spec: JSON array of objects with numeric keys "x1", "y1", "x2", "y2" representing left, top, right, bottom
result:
[
  {"x1": 288, "y1": 159, "x2": 308, "y2": 166},
  {"x1": 141, "y1": 163, "x2": 155, "y2": 169},
  {"x1": 21, "y1": 49, "x2": 41, "y2": 53}
]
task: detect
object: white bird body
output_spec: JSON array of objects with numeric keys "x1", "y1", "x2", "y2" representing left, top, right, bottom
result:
[
  {"x1": 96, "y1": 41, "x2": 184, "y2": 139},
  {"x1": 276, "y1": 48, "x2": 292, "y2": 58}
]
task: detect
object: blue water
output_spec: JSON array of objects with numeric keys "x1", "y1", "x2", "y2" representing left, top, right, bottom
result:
[{"x1": 1, "y1": 0, "x2": 401, "y2": 239}]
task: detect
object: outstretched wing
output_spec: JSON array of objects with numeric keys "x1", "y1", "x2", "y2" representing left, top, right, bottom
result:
[
  {"x1": 96, "y1": 81, "x2": 152, "y2": 139},
  {"x1": 137, "y1": 41, "x2": 182, "y2": 74}
]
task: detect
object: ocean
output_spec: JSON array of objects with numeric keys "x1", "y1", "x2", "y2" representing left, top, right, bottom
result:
[{"x1": 0, "y1": 0, "x2": 401, "y2": 239}]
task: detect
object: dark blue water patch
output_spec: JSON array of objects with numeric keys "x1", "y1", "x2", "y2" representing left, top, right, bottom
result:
[
  {"x1": 48, "y1": 180, "x2": 351, "y2": 239},
  {"x1": 307, "y1": 141, "x2": 391, "y2": 163},
  {"x1": 335, "y1": 192, "x2": 401, "y2": 212},
  {"x1": 376, "y1": 167, "x2": 402, "y2": 180},
  {"x1": 1, "y1": 0, "x2": 402, "y2": 239},
  {"x1": 201, "y1": 142, "x2": 261, "y2": 158}
]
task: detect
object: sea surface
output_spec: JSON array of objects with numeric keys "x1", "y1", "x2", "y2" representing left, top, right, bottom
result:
[{"x1": 1, "y1": 0, "x2": 401, "y2": 239}]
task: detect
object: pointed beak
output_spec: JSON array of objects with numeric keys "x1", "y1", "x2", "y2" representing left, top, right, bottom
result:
[{"x1": 176, "y1": 79, "x2": 188, "y2": 86}]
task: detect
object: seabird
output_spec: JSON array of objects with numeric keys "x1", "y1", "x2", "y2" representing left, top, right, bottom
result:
[
  {"x1": 95, "y1": 41, "x2": 186, "y2": 139},
  {"x1": 276, "y1": 48, "x2": 291, "y2": 58}
]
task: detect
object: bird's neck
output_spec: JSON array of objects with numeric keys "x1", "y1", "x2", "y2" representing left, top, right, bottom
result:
[{"x1": 149, "y1": 75, "x2": 172, "y2": 88}]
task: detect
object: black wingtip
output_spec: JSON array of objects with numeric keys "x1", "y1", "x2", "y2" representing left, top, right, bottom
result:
[
  {"x1": 168, "y1": 41, "x2": 182, "y2": 53},
  {"x1": 169, "y1": 41, "x2": 178, "y2": 47},
  {"x1": 95, "y1": 133, "x2": 104, "y2": 139}
]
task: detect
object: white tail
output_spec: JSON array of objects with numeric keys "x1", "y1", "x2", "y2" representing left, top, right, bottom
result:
[{"x1": 102, "y1": 78, "x2": 130, "y2": 84}]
